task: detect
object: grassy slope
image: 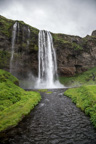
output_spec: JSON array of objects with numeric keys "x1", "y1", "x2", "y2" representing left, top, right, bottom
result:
[
  {"x1": 61, "y1": 67, "x2": 96, "y2": 127},
  {"x1": 0, "y1": 69, "x2": 41, "y2": 132},
  {"x1": 59, "y1": 67, "x2": 96, "y2": 87},
  {"x1": 64, "y1": 86, "x2": 96, "y2": 127}
]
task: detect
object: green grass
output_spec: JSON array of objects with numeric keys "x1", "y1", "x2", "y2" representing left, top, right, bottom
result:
[
  {"x1": 0, "y1": 15, "x2": 14, "y2": 37},
  {"x1": 64, "y1": 85, "x2": 96, "y2": 128},
  {"x1": 59, "y1": 67, "x2": 96, "y2": 87},
  {"x1": 38, "y1": 89, "x2": 52, "y2": 94},
  {"x1": 0, "y1": 69, "x2": 18, "y2": 84},
  {"x1": 38, "y1": 89, "x2": 48, "y2": 92},
  {"x1": 46, "y1": 91, "x2": 52, "y2": 94},
  {"x1": 72, "y1": 43, "x2": 83, "y2": 50},
  {"x1": 0, "y1": 69, "x2": 41, "y2": 132}
]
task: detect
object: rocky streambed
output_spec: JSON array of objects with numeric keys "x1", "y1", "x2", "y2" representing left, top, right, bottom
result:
[{"x1": 1, "y1": 89, "x2": 96, "y2": 144}]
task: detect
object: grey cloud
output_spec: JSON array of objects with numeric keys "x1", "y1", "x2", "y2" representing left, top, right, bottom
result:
[{"x1": 0, "y1": 0, "x2": 96, "y2": 37}]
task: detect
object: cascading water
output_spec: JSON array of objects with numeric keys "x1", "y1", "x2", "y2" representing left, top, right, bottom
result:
[
  {"x1": 10, "y1": 22, "x2": 17, "y2": 73},
  {"x1": 36, "y1": 30, "x2": 64, "y2": 88},
  {"x1": 27, "y1": 27, "x2": 30, "y2": 47}
]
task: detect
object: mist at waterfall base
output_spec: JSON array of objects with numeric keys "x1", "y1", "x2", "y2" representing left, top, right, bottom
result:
[
  {"x1": 20, "y1": 31, "x2": 64, "y2": 89},
  {"x1": 35, "y1": 30, "x2": 64, "y2": 89},
  {"x1": 10, "y1": 23, "x2": 64, "y2": 89},
  {"x1": 19, "y1": 73, "x2": 36, "y2": 89}
]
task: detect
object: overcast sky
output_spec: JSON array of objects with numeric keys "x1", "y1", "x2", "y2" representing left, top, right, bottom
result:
[{"x1": 0, "y1": 0, "x2": 96, "y2": 37}]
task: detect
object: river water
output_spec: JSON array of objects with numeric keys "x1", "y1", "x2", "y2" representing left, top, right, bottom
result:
[{"x1": 1, "y1": 89, "x2": 96, "y2": 144}]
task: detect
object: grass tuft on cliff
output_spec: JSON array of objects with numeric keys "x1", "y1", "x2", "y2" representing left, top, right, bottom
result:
[
  {"x1": 59, "y1": 67, "x2": 96, "y2": 87},
  {"x1": 0, "y1": 51, "x2": 10, "y2": 69},
  {"x1": 64, "y1": 85, "x2": 96, "y2": 128},
  {"x1": 0, "y1": 15, "x2": 14, "y2": 37},
  {"x1": 0, "y1": 69, "x2": 41, "y2": 132}
]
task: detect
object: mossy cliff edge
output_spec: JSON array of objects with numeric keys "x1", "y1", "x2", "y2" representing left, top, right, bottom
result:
[{"x1": 0, "y1": 15, "x2": 96, "y2": 78}]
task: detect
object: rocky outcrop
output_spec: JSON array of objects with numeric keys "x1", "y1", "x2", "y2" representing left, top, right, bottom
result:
[
  {"x1": 92, "y1": 30, "x2": 96, "y2": 36},
  {"x1": 0, "y1": 15, "x2": 96, "y2": 78},
  {"x1": 52, "y1": 33, "x2": 96, "y2": 76},
  {"x1": 0, "y1": 15, "x2": 39, "y2": 79}
]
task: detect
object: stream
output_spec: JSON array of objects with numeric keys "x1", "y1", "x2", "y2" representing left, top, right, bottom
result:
[{"x1": 1, "y1": 89, "x2": 96, "y2": 144}]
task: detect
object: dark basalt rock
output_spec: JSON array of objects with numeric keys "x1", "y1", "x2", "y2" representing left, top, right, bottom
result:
[
  {"x1": 52, "y1": 33, "x2": 96, "y2": 76},
  {"x1": 92, "y1": 30, "x2": 96, "y2": 36}
]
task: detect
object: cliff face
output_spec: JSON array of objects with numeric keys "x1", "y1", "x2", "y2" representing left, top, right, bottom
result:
[
  {"x1": 0, "y1": 15, "x2": 39, "y2": 79},
  {"x1": 52, "y1": 33, "x2": 96, "y2": 76},
  {"x1": 0, "y1": 15, "x2": 96, "y2": 78}
]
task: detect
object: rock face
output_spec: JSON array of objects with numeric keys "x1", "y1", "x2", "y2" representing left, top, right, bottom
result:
[
  {"x1": 92, "y1": 30, "x2": 96, "y2": 36},
  {"x1": 0, "y1": 15, "x2": 96, "y2": 78},
  {"x1": 0, "y1": 15, "x2": 39, "y2": 79},
  {"x1": 52, "y1": 33, "x2": 96, "y2": 76}
]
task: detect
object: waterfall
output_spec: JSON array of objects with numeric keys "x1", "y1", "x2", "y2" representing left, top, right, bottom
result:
[
  {"x1": 17, "y1": 23, "x2": 19, "y2": 39},
  {"x1": 36, "y1": 30, "x2": 64, "y2": 88},
  {"x1": 10, "y1": 22, "x2": 17, "y2": 73},
  {"x1": 27, "y1": 27, "x2": 30, "y2": 47}
]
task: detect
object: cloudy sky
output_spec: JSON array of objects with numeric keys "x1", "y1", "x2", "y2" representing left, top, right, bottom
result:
[{"x1": 0, "y1": 0, "x2": 96, "y2": 37}]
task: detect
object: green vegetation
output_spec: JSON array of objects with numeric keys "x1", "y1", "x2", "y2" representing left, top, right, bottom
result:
[
  {"x1": 54, "y1": 37, "x2": 70, "y2": 44},
  {"x1": 38, "y1": 89, "x2": 52, "y2": 94},
  {"x1": 0, "y1": 69, "x2": 41, "y2": 132},
  {"x1": 59, "y1": 67, "x2": 96, "y2": 87},
  {"x1": 22, "y1": 42, "x2": 27, "y2": 48},
  {"x1": 63, "y1": 67, "x2": 96, "y2": 128},
  {"x1": 18, "y1": 20, "x2": 39, "y2": 35},
  {"x1": 83, "y1": 35, "x2": 96, "y2": 43},
  {"x1": 64, "y1": 85, "x2": 96, "y2": 128},
  {"x1": 34, "y1": 45, "x2": 38, "y2": 51},
  {"x1": 0, "y1": 69, "x2": 18, "y2": 84},
  {"x1": 52, "y1": 34, "x2": 71, "y2": 45},
  {"x1": 0, "y1": 50, "x2": 10, "y2": 69},
  {"x1": 46, "y1": 91, "x2": 52, "y2": 94},
  {"x1": 30, "y1": 27, "x2": 39, "y2": 35},
  {"x1": 72, "y1": 43, "x2": 83, "y2": 50},
  {"x1": 0, "y1": 15, "x2": 14, "y2": 37},
  {"x1": 52, "y1": 33, "x2": 83, "y2": 51},
  {"x1": 38, "y1": 89, "x2": 48, "y2": 92},
  {"x1": 0, "y1": 15, "x2": 39, "y2": 40}
]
